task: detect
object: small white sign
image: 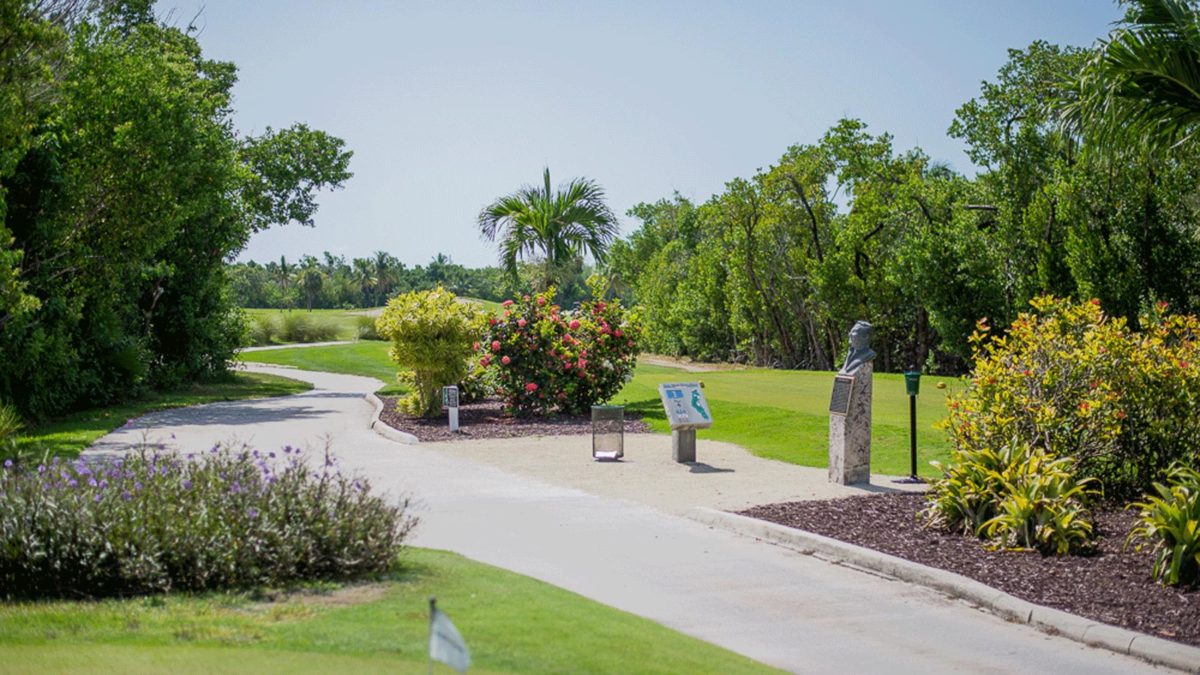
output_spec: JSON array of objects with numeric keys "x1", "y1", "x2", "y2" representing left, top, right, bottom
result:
[{"x1": 658, "y1": 382, "x2": 713, "y2": 430}]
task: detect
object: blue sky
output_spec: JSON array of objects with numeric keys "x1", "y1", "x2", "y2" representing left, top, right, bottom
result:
[{"x1": 181, "y1": 1, "x2": 1122, "y2": 268}]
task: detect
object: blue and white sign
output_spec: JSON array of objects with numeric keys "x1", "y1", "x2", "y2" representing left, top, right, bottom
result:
[{"x1": 658, "y1": 382, "x2": 713, "y2": 430}]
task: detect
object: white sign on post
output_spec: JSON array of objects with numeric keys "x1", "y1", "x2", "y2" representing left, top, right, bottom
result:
[
  {"x1": 657, "y1": 382, "x2": 713, "y2": 430},
  {"x1": 442, "y1": 385, "x2": 460, "y2": 433}
]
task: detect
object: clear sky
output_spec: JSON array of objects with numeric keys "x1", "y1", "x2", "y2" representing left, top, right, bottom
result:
[{"x1": 178, "y1": 1, "x2": 1122, "y2": 269}]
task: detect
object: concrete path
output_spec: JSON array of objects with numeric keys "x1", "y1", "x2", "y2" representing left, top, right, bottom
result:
[{"x1": 89, "y1": 365, "x2": 1176, "y2": 674}]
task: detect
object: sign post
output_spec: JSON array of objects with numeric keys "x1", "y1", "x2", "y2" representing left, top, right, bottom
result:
[
  {"x1": 442, "y1": 385, "x2": 460, "y2": 433},
  {"x1": 657, "y1": 382, "x2": 713, "y2": 463}
]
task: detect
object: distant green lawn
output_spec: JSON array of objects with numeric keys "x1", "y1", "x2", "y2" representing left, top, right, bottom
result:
[
  {"x1": 15, "y1": 372, "x2": 311, "y2": 459},
  {"x1": 239, "y1": 343, "x2": 960, "y2": 476},
  {"x1": 0, "y1": 548, "x2": 775, "y2": 674},
  {"x1": 461, "y1": 296, "x2": 503, "y2": 314},
  {"x1": 240, "y1": 341, "x2": 408, "y2": 396},
  {"x1": 243, "y1": 300, "x2": 499, "y2": 345}
]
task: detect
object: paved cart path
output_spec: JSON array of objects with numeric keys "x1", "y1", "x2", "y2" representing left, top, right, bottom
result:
[{"x1": 89, "y1": 365, "x2": 1174, "y2": 674}]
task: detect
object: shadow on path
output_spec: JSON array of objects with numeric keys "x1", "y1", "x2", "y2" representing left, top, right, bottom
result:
[
  {"x1": 131, "y1": 396, "x2": 357, "y2": 428},
  {"x1": 688, "y1": 462, "x2": 735, "y2": 474}
]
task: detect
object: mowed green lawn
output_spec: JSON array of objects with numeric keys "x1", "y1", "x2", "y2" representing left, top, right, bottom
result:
[
  {"x1": 244, "y1": 299, "x2": 499, "y2": 344},
  {"x1": 613, "y1": 365, "x2": 962, "y2": 477},
  {"x1": 0, "y1": 548, "x2": 775, "y2": 675},
  {"x1": 240, "y1": 344, "x2": 962, "y2": 476},
  {"x1": 240, "y1": 341, "x2": 407, "y2": 396}
]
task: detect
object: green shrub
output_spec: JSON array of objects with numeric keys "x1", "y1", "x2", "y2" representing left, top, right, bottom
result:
[
  {"x1": 925, "y1": 440, "x2": 1099, "y2": 555},
  {"x1": 483, "y1": 278, "x2": 642, "y2": 416},
  {"x1": 279, "y1": 313, "x2": 339, "y2": 343},
  {"x1": 942, "y1": 296, "x2": 1200, "y2": 501},
  {"x1": 245, "y1": 313, "x2": 278, "y2": 346},
  {"x1": 376, "y1": 288, "x2": 483, "y2": 417},
  {"x1": 1128, "y1": 464, "x2": 1200, "y2": 587},
  {"x1": 0, "y1": 444, "x2": 414, "y2": 598},
  {"x1": 355, "y1": 315, "x2": 383, "y2": 340}
]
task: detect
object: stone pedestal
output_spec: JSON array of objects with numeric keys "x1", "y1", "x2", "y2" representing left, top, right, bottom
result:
[
  {"x1": 673, "y1": 429, "x2": 696, "y2": 463},
  {"x1": 829, "y1": 362, "x2": 872, "y2": 485}
]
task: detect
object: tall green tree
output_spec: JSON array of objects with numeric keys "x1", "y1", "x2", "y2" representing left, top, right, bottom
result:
[
  {"x1": 0, "y1": 2, "x2": 352, "y2": 418},
  {"x1": 477, "y1": 167, "x2": 618, "y2": 292}
]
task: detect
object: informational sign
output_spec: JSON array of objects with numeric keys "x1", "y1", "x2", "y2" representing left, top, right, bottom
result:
[
  {"x1": 829, "y1": 375, "x2": 855, "y2": 416},
  {"x1": 658, "y1": 382, "x2": 713, "y2": 430},
  {"x1": 442, "y1": 385, "x2": 460, "y2": 432}
]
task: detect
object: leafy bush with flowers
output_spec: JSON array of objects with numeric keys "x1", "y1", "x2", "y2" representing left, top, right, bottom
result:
[
  {"x1": 481, "y1": 279, "x2": 642, "y2": 416},
  {"x1": 936, "y1": 296, "x2": 1200, "y2": 504},
  {"x1": 0, "y1": 444, "x2": 414, "y2": 598},
  {"x1": 376, "y1": 287, "x2": 484, "y2": 417}
]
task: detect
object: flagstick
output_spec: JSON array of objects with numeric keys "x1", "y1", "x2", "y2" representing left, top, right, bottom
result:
[{"x1": 428, "y1": 596, "x2": 436, "y2": 675}]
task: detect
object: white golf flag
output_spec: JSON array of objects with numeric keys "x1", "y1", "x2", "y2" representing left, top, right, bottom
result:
[{"x1": 429, "y1": 598, "x2": 471, "y2": 673}]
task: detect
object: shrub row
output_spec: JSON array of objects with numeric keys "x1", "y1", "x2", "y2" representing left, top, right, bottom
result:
[{"x1": 0, "y1": 445, "x2": 414, "y2": 598}]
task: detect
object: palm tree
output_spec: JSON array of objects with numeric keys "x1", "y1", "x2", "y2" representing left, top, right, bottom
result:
[
  {"x1": 371, "y1": 250, "x2": 397, "y2": 304},
  {"x1": 1068, "y1": 0, "x2": 1200, "y2": 151},
  {"x1": 351, "y1": 257, "x2": 375, "y2": 306},
  {"x1": 273, "y1": 255, "x2": 294, "y2": 309},
  {"x1": 477, "y1": 167, "x2": 619, "y2": 292},
  {"x1": 298, "y1": 267, "x2": 324, "y2": 311}
]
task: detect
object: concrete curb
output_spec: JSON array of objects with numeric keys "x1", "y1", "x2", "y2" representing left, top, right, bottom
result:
[
  {"x1": 365, "y1": 392, "x2": 419, "y2": 445},
  {"x1": 690, "y1": 507, "x2": 1200, "y2": 674}
]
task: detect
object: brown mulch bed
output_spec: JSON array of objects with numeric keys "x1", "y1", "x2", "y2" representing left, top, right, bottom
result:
[
  {"x1": 740, "y1": 493, "x2": 1200, "y2": 647},
  {"x1": 377, "y1": 397, "x2": 651, "y2": 442}
]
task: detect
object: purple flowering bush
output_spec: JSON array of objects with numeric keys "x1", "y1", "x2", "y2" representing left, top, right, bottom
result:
[{"x1": 0, "y1": 445, "x2": 415, "y2": 598}]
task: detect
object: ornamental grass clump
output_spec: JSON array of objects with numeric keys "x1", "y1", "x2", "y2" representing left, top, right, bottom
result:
[
  {"x1": 0, "y1": 445, "x2": 414, "y2": 599},
  {"x1": 1128, "y1": 464, "x2": 1200, "y2": 587},
  {"x1": 924, "y1": 439, "x2": 1100, "y2": 555}
]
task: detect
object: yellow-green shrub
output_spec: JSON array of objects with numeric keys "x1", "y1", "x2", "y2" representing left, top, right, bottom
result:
[
  {"x1": 942, "y1": 296, "x2": 1200, "y2": 501},
  {"x1": 376, "y1": 288, "x2": 483, "y2": 417}
]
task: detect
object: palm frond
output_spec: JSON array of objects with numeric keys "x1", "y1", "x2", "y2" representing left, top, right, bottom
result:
[{"x1": 1067, "y1": 0, "x2": 1200, "y2": 152}]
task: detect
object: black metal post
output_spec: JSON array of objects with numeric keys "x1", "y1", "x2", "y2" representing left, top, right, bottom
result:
[{"x1": 909, "y1": 393, "x2": 917, "y2": 479}]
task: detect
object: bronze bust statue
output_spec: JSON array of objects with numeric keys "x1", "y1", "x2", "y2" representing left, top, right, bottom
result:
[{"x1": 839, "y1": 320, "x2": 876, "y2": 375}]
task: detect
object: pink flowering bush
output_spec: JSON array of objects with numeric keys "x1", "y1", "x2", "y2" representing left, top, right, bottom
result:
[{"x1": 483, "y1": 281, "x2": 642, "y2": 416}]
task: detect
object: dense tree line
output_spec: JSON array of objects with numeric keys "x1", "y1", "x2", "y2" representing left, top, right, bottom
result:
[
  {"x1": 0, "y1": 0, "x2": 351, "y2": 420},
  {"x1": 229, "y1": 253, "x2": 507, "y2": 309},
  {"x1": 228, "y1": 252, "x2": 601, "y2": 310},
  {"x1": 609, "y1": 29, "x2": 1200, "y2": 373}
]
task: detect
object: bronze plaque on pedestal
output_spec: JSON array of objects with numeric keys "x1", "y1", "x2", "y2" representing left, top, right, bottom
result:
[{"x1": 829, "y1": 375, "x2": 855, "y2": 416}]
